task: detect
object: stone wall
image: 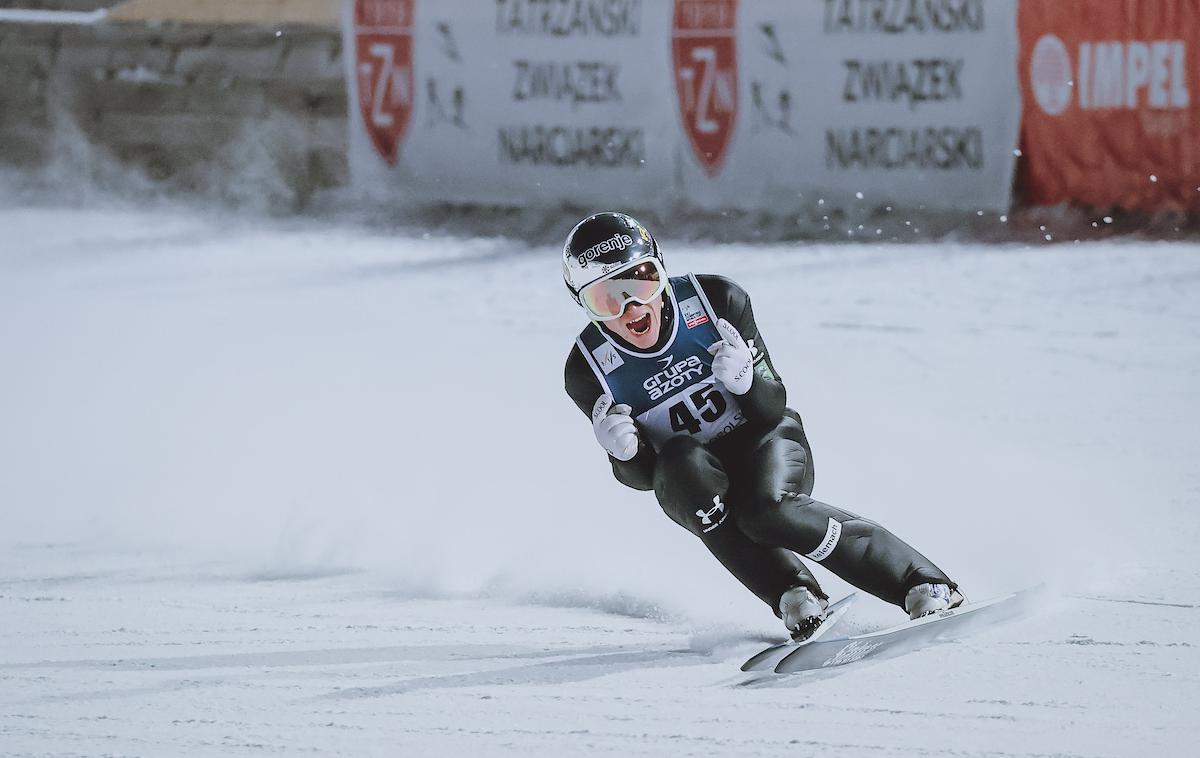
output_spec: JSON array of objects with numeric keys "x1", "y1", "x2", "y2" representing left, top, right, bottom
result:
[{"x1": 0, "y1": 11, "x2": 346, "y2": 209}]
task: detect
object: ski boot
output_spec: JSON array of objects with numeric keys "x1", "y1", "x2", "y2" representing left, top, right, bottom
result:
[
  {"x1": 904, "y1": 583, "x2": 965, "y2": 619},
  {"x1": 779, "y1": 586, "x2": 829, "y2": 641}
]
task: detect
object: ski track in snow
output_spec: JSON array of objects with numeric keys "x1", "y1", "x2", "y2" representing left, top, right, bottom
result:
[{"x1": 1, "y1": 206, "x2": 1198, "y2": 756}]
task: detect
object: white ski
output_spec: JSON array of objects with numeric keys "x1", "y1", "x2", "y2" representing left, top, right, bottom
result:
[
  {"x1": 772, "y1": 586, "x2": 1040, "y2": 674},
  {"x1": 740, "y1": 594, "x2": 858, "y2": 672}
]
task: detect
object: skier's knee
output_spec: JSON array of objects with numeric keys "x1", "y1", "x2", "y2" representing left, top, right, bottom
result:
[
  {"x1": 653, "y1": 436, "x2": 729, "y2": 535},
  {"x1": 733, "y1": 505, "x2": 772, "y2": 544},
  {"x1": 736, "y1": 491, "x2": 817, "y2": 545},
  {"x1": 654, "y1": 435, "x2": 719, "y2": 486}
]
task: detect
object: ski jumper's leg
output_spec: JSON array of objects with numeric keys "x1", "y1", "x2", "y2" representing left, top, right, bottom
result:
[
  {"x1": 653, "y1": 434, "x2": 824, "y2": 611},
  {"x1": 729, "y1": 412, "x2": 955, "y2": 610}
]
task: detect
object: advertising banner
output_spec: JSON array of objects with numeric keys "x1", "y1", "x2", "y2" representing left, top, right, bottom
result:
[
  {"x1": 345, "y1": 0, "x2": 674, "y2": 209},
  {"x1": 344, "y1": 1, "x2": 1022, "y2": 214},
  {"x1": 680, "y1": 0, "x2": 1021, "y2": 213},
  {"x1": 1019, "y1": 0, "x2": 1200, "y2": 212}
]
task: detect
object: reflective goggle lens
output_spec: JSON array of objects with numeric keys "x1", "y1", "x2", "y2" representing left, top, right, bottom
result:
[{"x1": 580, "y1": 261, "x2": 665, "y2": 320}]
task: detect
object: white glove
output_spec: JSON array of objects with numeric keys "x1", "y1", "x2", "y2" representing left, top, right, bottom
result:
[
  {"x1": 591, "y1": 394, "x2": 640, "y2": 461},
  {"x1": 707, "y1": 318, "x2": 755, "y2": 396}
]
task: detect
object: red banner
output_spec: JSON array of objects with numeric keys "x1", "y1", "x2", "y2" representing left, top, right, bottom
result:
[
  {"x1": 354, "y1": 0, "x2": 414, "y2": 166},
  {"x1": 1019, "y1": 0, "x2": 1200, "y2": 211},
  {"x1": 672, "y1": 0, "x2": 738, "y2": 177}
]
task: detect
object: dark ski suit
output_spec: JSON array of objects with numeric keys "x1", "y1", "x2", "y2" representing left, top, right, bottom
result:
[{"x1": 564, "y1": 274, "x2": 954, "y2": 613}]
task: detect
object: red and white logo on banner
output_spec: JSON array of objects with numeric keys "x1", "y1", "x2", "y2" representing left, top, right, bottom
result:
[
  {"x1": 354, "y1": 0, "x2": 414, "y2": 166},
  {"x1": 672, "y1": 0, "x2": 738, "y2": 176}
]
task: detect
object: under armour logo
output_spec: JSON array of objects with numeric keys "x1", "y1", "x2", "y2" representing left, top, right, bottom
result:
[{"x1": 695, "y1": 495, "x2": 727, "y2": 533}]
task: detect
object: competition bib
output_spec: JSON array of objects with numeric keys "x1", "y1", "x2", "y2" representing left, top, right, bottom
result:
[{"x1": 576, "y1": 274, "x2": 748, "y2": 450}]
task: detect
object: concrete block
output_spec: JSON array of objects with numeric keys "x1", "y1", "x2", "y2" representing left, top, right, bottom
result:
[
  {"x1": 208, "y1": 27, "x2": 290, "y2": 54},
  {"x1": 79, "y1": 79, "x2": 284, "y2": 120},
  {"x1": 300, "y1": 115, "x2": 345, "y2": 151},
  {"x1": 174, "y1": 40, "x2": 284, "y2": 84},
  {"x1": 0, "y1": 57, "x2": 51, "y2": 92},
  {"x1": 0, "y1": 19, "x2": 350, "y2": 199},
  {"x1": 0, "y1": 39, "x2": 57, "y2": 73},
  {"x1": 306, "y1": 146, "x2": 347, "y2": 188},
  {"x1": 171, "y1": 47, "x2": 230, "y2": 86},
  {"x1": 93, "y1": 110, "x2": 237, "y2": 149},
  {"x1": 0, "y1": 101, "x2": 50, "y2": 130},
  {"x1": 103, "y1": 25, "x2": 218, "y2": 50},
  {"x1": 53, "y1": 41, "x2": 113, "y2": 76},
  {"x1": 187, "y1": 81, "x2": 270, "y2": 117},
  {"x1": 0, "y1": 80, "x2": 48, "y2": 114},
  {"x1": 77, "y1": 23, "x2": 171, "y2": 48},
  {"x1": 0, "y1": 119, "x2": 52, "y2": 166},
  {"x1": 0, "y1": 23, "x2": 62, "y2": 49},
  {"x1": 109, "y1": 141, "x2": 214, "y2": 181},
  {"x1": 207, "y1": 25, "x2": 293, "y2": 49},
  {"x1": 107, "y1": 40, "x2": 177, "y2": 78},
  {"x1": 54, "y1": 25, "x2": 103, "y2": 49},
  {"x1": 279, "y1": 36, "x2": 341, "y2": 81},
  {"x1": 262, "y1": 80, "x2": 345, "y2": 117},
  {"x1": 0, "y1": 135, "x2": 49, "y2": 166},
  {"x1": 72, "y1": 79, "x2": 181, "y2": 114}
]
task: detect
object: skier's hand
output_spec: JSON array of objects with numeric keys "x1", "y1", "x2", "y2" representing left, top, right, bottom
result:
[
  {"x1": 592, "y1": 394, "x2": 640, "y2": 462},
  {"x1": 707, "y1": 318, "x2": 754, "y2": 396}
]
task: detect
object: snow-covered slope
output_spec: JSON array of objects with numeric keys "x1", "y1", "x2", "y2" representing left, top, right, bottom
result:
[{"x1": 1, "y1": 205, "x2": 1197, "y2": 756}]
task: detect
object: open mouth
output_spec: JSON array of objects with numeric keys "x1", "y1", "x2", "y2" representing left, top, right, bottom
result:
[{"x1": 626, "y1": 312, "x2": 652, "y2": 336}]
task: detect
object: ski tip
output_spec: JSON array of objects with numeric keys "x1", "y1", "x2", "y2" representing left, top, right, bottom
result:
[
  {"x1": 739, "y1": 593, "x2": 858, "y2": 672},
  {"x1": 740, "y1": 641, "x2": 794, "y2": 672}
]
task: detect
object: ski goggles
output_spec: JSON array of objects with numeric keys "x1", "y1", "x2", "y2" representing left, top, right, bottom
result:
[{"x1": 578, "y1": 258, "x2": 667, "y2": 321}]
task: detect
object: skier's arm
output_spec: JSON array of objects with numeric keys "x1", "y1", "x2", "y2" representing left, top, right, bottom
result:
[
  {"x1": 564, "y1": 347, "x2": 657, "y2": 491},
  {"x1": 698, "y1": 275, "x2": 788, "y2": 429}
]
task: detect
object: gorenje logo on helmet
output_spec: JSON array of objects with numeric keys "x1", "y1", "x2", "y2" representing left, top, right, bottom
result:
[
  {"x1": 643, "y1": 355, "x2": 705, "y2": 401},
  {"x1": 577, "y1": 233, "x2": 635, "y2": 265}
]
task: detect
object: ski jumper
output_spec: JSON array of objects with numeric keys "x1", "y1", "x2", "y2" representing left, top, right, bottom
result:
[{"x1": 564, "y1": 274, "x2": 954, "y2": 612}]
